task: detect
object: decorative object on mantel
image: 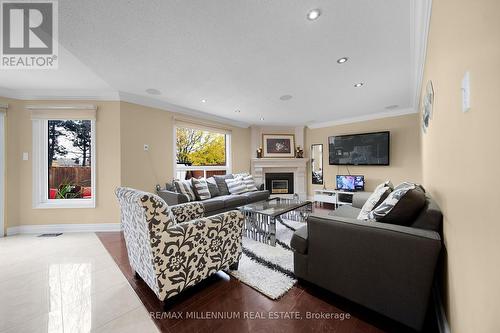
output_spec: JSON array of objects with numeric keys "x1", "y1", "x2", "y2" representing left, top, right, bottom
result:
[
  {"x1": 422, "y1": 80, "x2": 434, "y2": 133},
  {"x1": 262, "y1": 134, "x2": 295, "y2": 158},
  {"x1": 256, "y1": 146, "x2": 263, "y2": 158},
  {"x1": 295, "y1": 146, "x2": 304, "y2": 158}
]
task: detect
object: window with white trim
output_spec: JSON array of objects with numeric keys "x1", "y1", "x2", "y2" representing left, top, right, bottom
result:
[
  {"x1": 32, "y1": 106, "x2": 96, "y2": 208},
  {"x1": 174, "y1": 123, "x2": 231, "y2": 180}
]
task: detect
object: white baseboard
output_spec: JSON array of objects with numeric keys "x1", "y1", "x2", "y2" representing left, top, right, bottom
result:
[{"x1": 7, "y1": 223, "x2": 121, "y2": 236}]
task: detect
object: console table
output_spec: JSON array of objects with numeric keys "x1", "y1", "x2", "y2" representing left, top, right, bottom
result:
[{"x1": 313, "y1": 189, "x2": 364, "y2": 208}]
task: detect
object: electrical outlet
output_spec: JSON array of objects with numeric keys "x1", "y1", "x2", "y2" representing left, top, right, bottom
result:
[
  {"x1": 22, "y1": 152, "x2": 29, "y2": 160},
  {"x1": 144, "y1": 144, "x2": 149, "y2": 151}
]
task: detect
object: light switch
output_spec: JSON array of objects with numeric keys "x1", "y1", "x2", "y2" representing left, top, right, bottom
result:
[
  {"x1": 144, "y1": 144, "x2": 149, "y2": 151},
  {"x1": 22, "y1": 152, "x2": 29, "y2": 160},
  {"x1": 462, "y1": 71, "x2": 471, "y2": 112}
]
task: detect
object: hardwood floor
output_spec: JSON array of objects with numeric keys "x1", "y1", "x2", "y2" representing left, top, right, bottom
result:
[{"x1": 97, "y1": 230, "x2": 437, "y2": 333}]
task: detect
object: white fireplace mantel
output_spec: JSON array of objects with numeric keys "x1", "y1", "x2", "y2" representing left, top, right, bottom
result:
[{"x1": 251, "y1": 158, "x2": 308, "y2": 200}]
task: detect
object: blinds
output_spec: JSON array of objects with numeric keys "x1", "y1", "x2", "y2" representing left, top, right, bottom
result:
[
  {"x1": 174, "y1": 117, "x2": 232, "y2": 135},
  {"x1": 28, "y1": 104, "x2": 97, "y2": 120}
]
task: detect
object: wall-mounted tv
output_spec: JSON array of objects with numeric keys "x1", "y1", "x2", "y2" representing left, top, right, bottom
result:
[{"x1": 328, "y1": 131, "x2": 390, "y2": 165}]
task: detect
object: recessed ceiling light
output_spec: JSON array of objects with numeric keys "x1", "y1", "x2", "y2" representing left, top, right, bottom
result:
[
  {"x1": 235, "y1": 109, "x2": 241, "y2": 113},
  {"x1": 145, "y1": 88, "x2": 161, "y2": 95},
  {"x1": 279, "y1": 94, "x2": 293, "y2": 101},
  {"x1": 201, "y1": 99, "x2": 207, "y2": 103},
  {"x1": 354, "y1": 82, "x2": 364, "y2": 88},
  {"x1": 337, "y1": 57, "x2": 349, "y2": 64},
  {"x1": 260, "y1": 117, "x2": 265, "y2": 121},
  {"x1": 306, "y1": 9, "x2": 321, "y2": 21}
]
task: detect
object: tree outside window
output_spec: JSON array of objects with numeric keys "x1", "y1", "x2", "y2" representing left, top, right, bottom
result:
[
  {"x1": 175, "y1": 127, "x2": 228, "y2": 179},
  {"x1": 48, "y1": 120, "x2": 92, "y2": 199}
]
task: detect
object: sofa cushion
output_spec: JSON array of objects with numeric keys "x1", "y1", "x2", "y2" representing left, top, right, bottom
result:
[
  {"x1": 291, "y1": 225, "x2": 308, "y2": 254},
  {"x1": 173, "y1": 179, "x2": 196, "y2": 202},
  {"x1": 368, "y1": 182, "x2": 426, "y2": 225},
  {"x1": 329, "y1": 205, "x2": 361, "y2": 219},
  {"x1": 200, "y1": 197, "x2": 225, "y2": 212},
  {"x1": 357, "y1": 183, "x2": 392, "y2": 220},
  {"x1": 191, "y1": 177, "x2": 211, "y2": 201},
  {"x1": 219, "y1": 195, "x2": 247, "y2": 208},
  {"x1": 214, "y1": 174, "x2": 234, "y2": 195},
  {"x1": 241, "y1": 190, "x2": 270, "y2": 203}
]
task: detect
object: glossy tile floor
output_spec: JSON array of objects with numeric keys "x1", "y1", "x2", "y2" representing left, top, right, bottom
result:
[{"x1": 0, "y1": 233, "x2": 158, "y2": 333}]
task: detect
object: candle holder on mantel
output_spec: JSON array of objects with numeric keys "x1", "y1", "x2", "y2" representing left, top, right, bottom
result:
[
  {"x1": 295, "y1": 146, "x2": 304, "y2": 158},
  {"x1": 256, "y1": 147, "x2": 263, "y2": 158}
]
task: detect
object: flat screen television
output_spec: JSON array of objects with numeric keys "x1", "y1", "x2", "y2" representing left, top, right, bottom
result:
[
  {"x1": 329, "y1": 131, "x2": 390, "y2": 165},
  {"x1": 336, "y1": 175, "x2": 365, "y2": 191}
]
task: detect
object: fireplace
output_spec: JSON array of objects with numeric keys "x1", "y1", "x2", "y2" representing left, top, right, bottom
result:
[{"x1": 265, "y1": 173, "x2": 294, "y2": 195}]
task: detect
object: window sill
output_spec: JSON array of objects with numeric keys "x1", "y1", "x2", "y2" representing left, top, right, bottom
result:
[{"x1": 33, "y1": 199, "x2": 96, "y2": 209}]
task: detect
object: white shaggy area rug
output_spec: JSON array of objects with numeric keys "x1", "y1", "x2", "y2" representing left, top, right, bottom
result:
[{"x1": 227, "y1": 219, "x2": 305, "y2": 299}]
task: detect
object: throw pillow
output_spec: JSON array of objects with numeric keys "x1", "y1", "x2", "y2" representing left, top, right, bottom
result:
[
  {"x1": 368, "y1": 182, "x2": 426, "y2": 225},
  {"x1": 213, "y1": 174, "x2": 234, "y2": 195},
  {"x1": 165, "y1": 181, "x2": 176, "y2": 192},
  {"x1": 233, "y1": 172, "x2": 249, "y2": 179},
  {"x1": 377, "y1": 180, "x2": 394, "y2": 191},
  {"x1": 357, "y1": 184, "x2": 392, "y2": 220},
  {"x1": 225, "y1": 178, "x2": 248, "y2": 195},
  {"x1": 206, "y1": 177, "x2": 220, "y2": 197},
  {"x1": 191, "y1": 178, "x2": 211, "y2": 201},
  {"x1": 173, "y1": 179, "x2": 196, "y2": 202},
  {"x1": 241, "y1": 174, "x2": 258, "y2": 192}
]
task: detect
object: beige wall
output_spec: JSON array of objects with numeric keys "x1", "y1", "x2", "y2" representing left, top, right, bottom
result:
[
  {"x1": 0, "y1": 97, "x2": 122, "y2": 234},
  {"x1": 305, "y1": 113, "x2": 422, "y2": 195},
  {"x1": 120, "y1": 102, "x2": 251, "y2": 193},
  {"x1": 120, "y1": 102, "x2": 174, "y2": 192},
  {"x1": 420, "y1": 0, "x2": 500, "y2": 332},
  {"x1": 0, "y1": 98, "x2": 251, "y2": 234}
]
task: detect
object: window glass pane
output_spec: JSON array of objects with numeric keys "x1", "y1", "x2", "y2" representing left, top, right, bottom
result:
[
  {"x1": 176, "y1": 127, "x2": 226, "y2": 166},
  {"x1": 48, "y1": 120, "x2": 92, "y2": 200}
]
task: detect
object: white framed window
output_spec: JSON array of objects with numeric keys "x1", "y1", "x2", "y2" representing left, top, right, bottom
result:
[
  {"x1": 174, "y1": 121, "x2": 232, "y2": 180},
  {"x1": 31, "y1": 105, "x2": 96, "y2": 209}
]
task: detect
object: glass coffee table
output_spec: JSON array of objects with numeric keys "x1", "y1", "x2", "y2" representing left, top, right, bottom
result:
[{"x1": 237, "y1": 197, "x2": 312, "y2": 246}]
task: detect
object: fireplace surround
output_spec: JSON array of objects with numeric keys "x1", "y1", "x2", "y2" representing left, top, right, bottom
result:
[
  {"x1": 265, "y1": 173, "x2": 294, "y2": 195},
  {"x1": 250, "y1": 158, "x2": 308, "y2": 200}
]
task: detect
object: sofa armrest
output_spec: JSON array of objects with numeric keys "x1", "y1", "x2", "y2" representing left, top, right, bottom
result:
[
  {"x1": 154, "y1": 210, "x2": 244, "y2": 300},
  {"x1": 352, "y1": 191, "x2": 372, "y2": 209},
  {"x1": 305, "y1": 213, "x2": 441, "y2": 330},
  {"x1": 157, "y1": 189, "x2": 189, "y2": 206},
  {"x1": 170, "y1": 201, "x2": 205, "y2": 222}
]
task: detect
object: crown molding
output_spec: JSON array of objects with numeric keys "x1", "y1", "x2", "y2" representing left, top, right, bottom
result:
[
  {"x1": 0, "y1": 86, "x2": 250, "y2": 128},
  {"x1": 411, "y1": 0, "x2": 433, "y2": 112},
  {"x1": 119, "y1": 91, "x2": 250, "y2": 128},
  {"x1": 26, "y1": 104, "x2": 97, "y2": 111},
  {"x1": 306, "y1": 108, "x2": 416, "y2": 129},
  {"x1": 0, "y1": 86, "x2": 120, "y2": 101}
]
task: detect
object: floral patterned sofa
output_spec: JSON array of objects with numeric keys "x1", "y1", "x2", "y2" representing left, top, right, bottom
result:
[{"x1": 115, "y1": 187, "x2": 244, "y2": 303}]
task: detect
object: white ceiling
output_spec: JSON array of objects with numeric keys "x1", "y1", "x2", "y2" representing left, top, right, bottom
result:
[{"x1": 0, "y1": 0, "x2": 431, "y2": 127}]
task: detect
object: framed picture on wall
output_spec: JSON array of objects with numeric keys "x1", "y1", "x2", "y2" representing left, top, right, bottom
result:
[{"x1": 262, "y1": 134, "x2": 295, "y2": 158}]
